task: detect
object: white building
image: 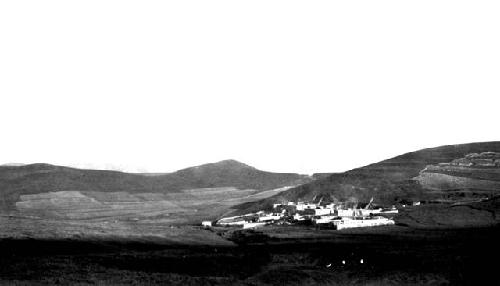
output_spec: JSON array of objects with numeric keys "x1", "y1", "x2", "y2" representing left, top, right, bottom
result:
[
  {"x1": 293, "y1": 213, "x2": 306, "y2": 221},
  {"x1": 359, "y1": 208, "x2": 382, "y2": 217},
  {"x1": 243, "y1": 222, "x2": 266, "y2": 229},
  {"x1": 380, "y1": 208, "x2": 399, "y2": 214},
  {"x1": 296, "y1": 202, "x2": 317, "y2": 211},
  {"x1": 337, "y1": 209, "x2": 356, "y2": 217},
  {"x1": 201, "y1": 221, "x2": 212, "y2": 227},
  {"x1": 217, "y1": 215, "x2": 248, "y2": 226},
  {"x1": 258, "y1": 213, "x2": 282, "y2": 222},
  {"x1": 217, "y1": 220, "x2": 246, "y2": 226},
  {"x1": 314, "y1": 208, "x2": 333, "y2": 216},
  {"x1": 333, "y1": 217, "x2": 395, "y2": 230},
  {"x1": 313, "y1": 215, "x2": 337, "y2": 224},
  {"x1": 324, "y1": 203, "x2": 337, "y2": 210}
]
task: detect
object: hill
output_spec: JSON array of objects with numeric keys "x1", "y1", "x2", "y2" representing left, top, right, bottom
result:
[
  {"x1": 0, "y1": 160, "x2": 311, "y2": 220},
  {"x1": 235, "y1": 142, "x2": 500, "y2": 220},
  {"x1": 173, "y1": 160, "x2": 309, "y2": 191}
]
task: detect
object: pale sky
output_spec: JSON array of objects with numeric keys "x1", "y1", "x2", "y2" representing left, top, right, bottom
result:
[{"x1": 1, "y1": 1, "x2": 499, "y2": 174}]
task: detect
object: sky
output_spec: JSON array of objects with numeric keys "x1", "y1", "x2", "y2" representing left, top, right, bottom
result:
[{"x1": 1, "y1": 1, "x2": 499, "y2": 174}]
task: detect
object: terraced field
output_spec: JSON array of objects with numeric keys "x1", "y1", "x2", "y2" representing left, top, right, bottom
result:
[
  {"x1": 9, "y1": 186, "x2": 293, "y2": 226},
  {"x1": 15, "y1": 191, "x2": 182, "y2": 220}
]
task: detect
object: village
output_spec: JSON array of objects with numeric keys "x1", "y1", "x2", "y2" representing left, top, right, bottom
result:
[{"x1": 203, "y1": 197, "x2": 405, "y2": 230}]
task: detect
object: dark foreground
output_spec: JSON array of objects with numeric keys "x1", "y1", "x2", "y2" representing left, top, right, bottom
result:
[{"x1": 1, "y1": 226, "x2": 499, "y2": 285}]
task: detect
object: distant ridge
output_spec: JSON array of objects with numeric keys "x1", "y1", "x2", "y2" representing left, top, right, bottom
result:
[{"x1": 0, "y1": 163, "x2": 26, "y2": 167}]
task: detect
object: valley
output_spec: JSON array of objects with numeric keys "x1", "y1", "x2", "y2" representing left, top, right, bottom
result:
[{"x1": 2, "y1": 142, "x2": 500, "y2": 285}]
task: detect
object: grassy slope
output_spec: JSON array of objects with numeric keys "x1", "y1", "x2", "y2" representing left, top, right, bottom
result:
[{"x1": 395, "y1": 197, "x2": 500, "y2": 228}]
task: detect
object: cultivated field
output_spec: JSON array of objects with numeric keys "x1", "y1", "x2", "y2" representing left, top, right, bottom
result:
[{"x1": 8, "y1": 186, "x2": 293, "y2": 226}]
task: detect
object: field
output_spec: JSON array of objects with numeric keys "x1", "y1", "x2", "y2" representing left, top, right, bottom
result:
[
  {"x1": 7, "y1": 186, "x2": 294, "y2": 225},
  {"x1": 0, "y1": 217, "x2": 234, "y2": 246},
  {"x1": 1, "y1": 225, "x2": 499, "y2": 285}
]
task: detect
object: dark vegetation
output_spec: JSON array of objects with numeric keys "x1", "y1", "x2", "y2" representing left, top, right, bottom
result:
[
  {"x1": 0, "y1": 160, "x2": 311, "y2": 211},
  {"x1": 1, "y1": 226, "x2": 499, "y2": 285}
]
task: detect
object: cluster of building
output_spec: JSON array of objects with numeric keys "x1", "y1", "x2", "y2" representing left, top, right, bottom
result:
[{"x1": 202, "y1": 198, "x2": 400, "y2": 230}]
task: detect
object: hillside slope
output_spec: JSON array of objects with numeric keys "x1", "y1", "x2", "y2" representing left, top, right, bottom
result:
[
  {"x1": 237, "y1": 142, "x2": 500, "y2": 214},
  {"x1": 0, "y1": 160, "x2": 311, "y2": 216}
]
